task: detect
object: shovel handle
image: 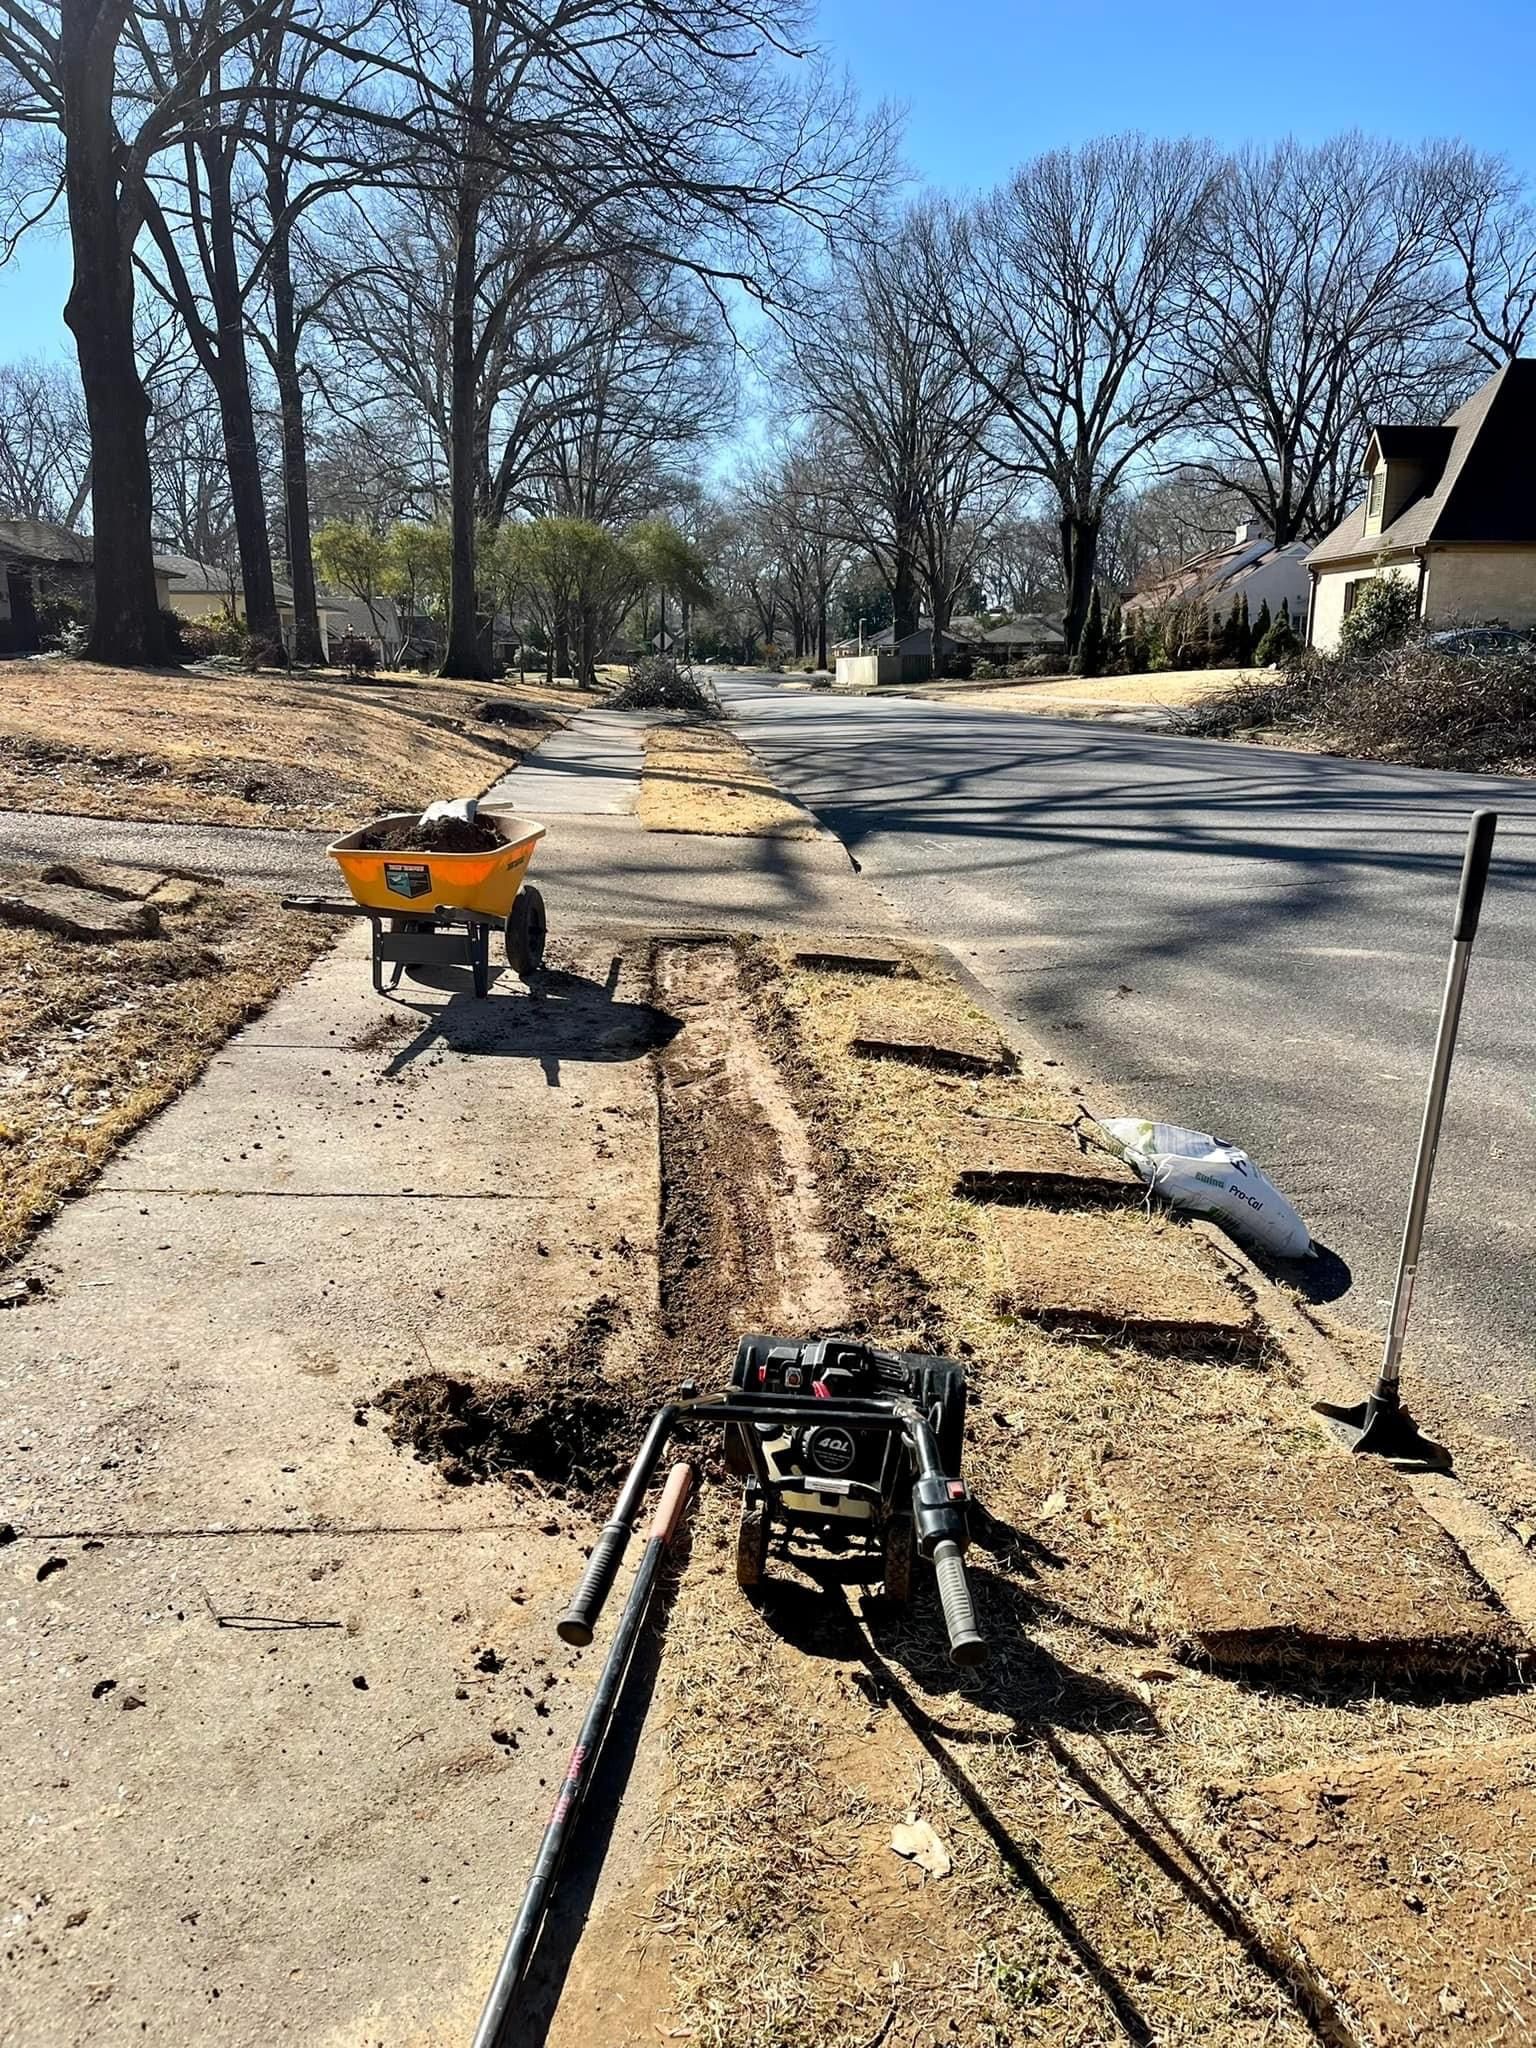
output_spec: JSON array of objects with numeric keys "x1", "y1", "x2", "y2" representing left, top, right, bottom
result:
[{"x1": 1453, "y1": 810, "x2": 1497, "y2": 943}]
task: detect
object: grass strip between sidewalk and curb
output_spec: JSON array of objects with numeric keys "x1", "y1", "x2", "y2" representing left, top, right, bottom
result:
[
  {"x1": 637, "y1": 723, "x2": 822, "y2": 838},
  {"x1": 0, "y1": 883, "x2": 333, "y2": 1266},
  {"x1": 607, "y1": 934, "x2": 1536, "y2": 2048}
]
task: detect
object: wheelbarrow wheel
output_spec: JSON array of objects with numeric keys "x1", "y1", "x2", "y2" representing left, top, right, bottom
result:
[
  {"x1": 735, "y1": 1497, "x2": 770, "y2": 1590},
  {"x1": 882, "y1": 1513, "x2": 915, "y2": 1605},
  {"x1": 504, "y1": 884, "x2": 546, "y2": 982}
]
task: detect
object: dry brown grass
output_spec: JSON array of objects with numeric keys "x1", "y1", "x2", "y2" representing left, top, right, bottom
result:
[
  {"x1": 634, "y1": 941, "x2": 1536, "y2": 2047},
  {"x1": 638, "y1": 723, "x2": 819, "y2": 837},
  {"x1": 0, "y1": 879, "x2": 332, "y2": 1264},
  {"x1": 0, "y1": 657, "x2": 600, "y2": 829},
  {"x1": 913, "y1": 668, "x2": 1249, "y2": 713}
]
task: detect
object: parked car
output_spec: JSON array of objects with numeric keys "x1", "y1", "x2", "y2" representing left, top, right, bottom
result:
[{"x1": 1425, "y1": 625, "x2": 1535, "y2": 657}]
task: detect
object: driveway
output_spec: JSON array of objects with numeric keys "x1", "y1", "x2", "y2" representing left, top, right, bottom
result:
[{"x1": 714, "y1": 672, "x2": 1536, "y2": 1451}]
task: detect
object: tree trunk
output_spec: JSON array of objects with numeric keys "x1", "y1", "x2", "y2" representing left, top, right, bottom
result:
[
  {"x1": 553, "y1": 605, "x2": 570, "y2": 682},
  {"x1": 203, "y1": 140, "x2": 281, "y2": 646},
  {"x1": 1060, "y1": 512, "x2": 1101, "y2": 656},
  {"x1": 442, "y1": 144, "x2": 490, "y2": 677},
  {"x1": 265, "y1": 166, "x2": 324, "y2": 666},
  {"x1": 59, "y1": 0, "x2": 169, "y2": 668},
  {"x1": 891, "y1": 539, "x2": 920, "y2": 643},
  {"x1": 930, "y1": 586, "x2": 953, "y2": 680},
  {"x1": 578, "y1": 606, "x2": 596, "y2": 686},
  {"x1": 815, "y1": 593, "x2": 827, "y2": 671}
]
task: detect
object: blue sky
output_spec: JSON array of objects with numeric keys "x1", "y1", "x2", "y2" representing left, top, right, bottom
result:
[{"x1": 5, "y1": 0, "x2": 1535, "y2": 365}]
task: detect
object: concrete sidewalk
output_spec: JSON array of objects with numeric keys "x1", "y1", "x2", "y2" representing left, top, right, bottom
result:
[
  {"x1": 1, "y1": 701, "x2": 895, "y2": 2044},
  {"x1": 0, "y1": 706, "x2": 889, "y2": 935},
  {"x1": 1, "y1": 926, "x2": 669, "y2": 2046}
]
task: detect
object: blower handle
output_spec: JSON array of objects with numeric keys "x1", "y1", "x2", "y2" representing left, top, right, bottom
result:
[
  {"x1": 557, "y1": 1404, "x2": 679, "y2": 1646},
  {"x1": 1453, "y1": 808, "x2": 1497, "y2": 943}
]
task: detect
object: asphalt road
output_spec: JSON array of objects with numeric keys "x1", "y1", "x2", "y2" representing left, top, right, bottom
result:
[{"x1": 714, "y1": 672, "x2": 1536, "y2": 1449}]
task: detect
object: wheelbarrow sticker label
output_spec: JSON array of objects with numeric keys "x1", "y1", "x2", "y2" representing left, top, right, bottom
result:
[{"x1": 383, "y1": 862, "x2": 431, "y2": 899}]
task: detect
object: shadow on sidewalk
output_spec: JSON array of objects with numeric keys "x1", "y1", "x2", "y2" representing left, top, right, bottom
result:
[{"x1": 378, "y1": 956, "x2": 681, "y2": 1086}]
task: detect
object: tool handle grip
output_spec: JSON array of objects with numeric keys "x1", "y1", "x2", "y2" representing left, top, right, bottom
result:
[
  {"x1": 932, "y1": 1540, "x2": 987, "y2": 1667},
  {"x1": 1453, "y1": 809, "x2": 1497, "y2": 942},
  {"x1": 557, "y1": 1520, "x2": 630, "y2": 1647}
]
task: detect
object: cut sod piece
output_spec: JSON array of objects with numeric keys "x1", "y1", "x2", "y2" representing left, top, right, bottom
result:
[
  {"x1": 988, "y1": 1207, "x2": 1255, "y2": 1349},
  {"x1": 942, "y1": 1114, "x2": 1141, "y2": 1203},
  {"x1": 793, "y1": 939, "x2": 905, "y2": 976},
  {"x1": 849, "y1": 997, "x2": 1014, "y2": 1076},
  {"x1": 1103, "y1": 1442, "x2": 1519, "y2": 1680},
  {"x1": 1215, "y1": 1739, "x2": 1536, "y2": 2044}
]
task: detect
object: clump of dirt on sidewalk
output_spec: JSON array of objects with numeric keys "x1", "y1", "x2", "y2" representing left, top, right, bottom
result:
[
  {"x1": 374, "y1": 1371, "x2": 643, "y2": 1493},
  {"x1": 0, "y1": 879, "x2": 332, "y2": 1267}
]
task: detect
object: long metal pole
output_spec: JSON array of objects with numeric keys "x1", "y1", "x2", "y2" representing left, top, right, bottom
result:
[
  {"x1": 470, "y1": 1462, "x2": 694, "y2": 2048},
  {"x1": 1376, "y1": 809, "x2": 1497, "y2": 1393}
]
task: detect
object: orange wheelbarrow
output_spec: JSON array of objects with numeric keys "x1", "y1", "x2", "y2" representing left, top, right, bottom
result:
[{"x1": 285, "y1": 810, "x2": 547, "y2": 999}]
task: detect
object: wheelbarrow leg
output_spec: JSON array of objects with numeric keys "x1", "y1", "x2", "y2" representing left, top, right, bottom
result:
[{"x1": 472, "y1": 919, "x2": 490, "y2": 1000}]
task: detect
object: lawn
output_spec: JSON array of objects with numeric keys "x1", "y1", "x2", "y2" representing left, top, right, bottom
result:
[
  {"x1": 0, "y1": 657, "x2": 601, "y2": 831},
  {"x1": 909, "y1": 666, "x2": 1252, "y2": 713}
]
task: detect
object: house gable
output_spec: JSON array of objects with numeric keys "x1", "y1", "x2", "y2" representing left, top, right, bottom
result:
[{"x1": 1310, "y1": 359, "x2": 1536, "y2": 571}]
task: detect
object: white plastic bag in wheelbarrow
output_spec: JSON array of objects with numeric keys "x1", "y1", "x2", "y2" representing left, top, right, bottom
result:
[{"x1": 1099, "y1": 1117, "x2": 1312, "y2": 1259}]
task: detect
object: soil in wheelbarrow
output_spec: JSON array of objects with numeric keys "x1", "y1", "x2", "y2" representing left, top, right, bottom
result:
[{"x1": 352, "y1": 812, "x2": 505, "y2": 853}]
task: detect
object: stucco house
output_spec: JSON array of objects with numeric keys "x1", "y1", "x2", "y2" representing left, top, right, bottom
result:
[
  {"x1": 1124, "y1": 524, "x2": 1310, "y2": 635},
  {"x1": 1306, "y1": 358, "x2": 1536, "y2": 652}
]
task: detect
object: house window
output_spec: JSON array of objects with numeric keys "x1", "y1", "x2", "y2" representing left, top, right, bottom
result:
[
  {"x1": 1343, "y1": 580, "x2": 1362, "y2": 617},
  {"x1": 1366, "y1": 467, "x2": 1386, "y2": 528}
]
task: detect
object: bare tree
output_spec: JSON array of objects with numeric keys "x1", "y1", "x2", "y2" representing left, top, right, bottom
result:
[
  {"x1": 1427, "y1": 142, "x2": 1536, "y2": 368},
  {"x1": 384, "y1": 0, "x2": 888, "y2": 677},
  {"x1": 933, "y1": 135, "x2": 1219, "y2": 655},
  {"x1": 0, "y1": 356, "x2": 91, "y2": 523},
  {"x1": 0, "y1": 0, "x2": 300, "y2": 661},
  {"x1": 1177, "y1": 136, "x2": 1476, "y2": 546},
  {"x1": 782, "y1": 210, "x2": 994, "y2": 661}
]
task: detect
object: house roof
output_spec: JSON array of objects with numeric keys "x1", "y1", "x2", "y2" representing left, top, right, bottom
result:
[
  {"x1": 1125, "y1": 531, "x2": 1309, "y2": 614},
  {"x1": 0, "y1": 516, "x2": 93, "y2": 565},
  {"x1": 157, "y1": 550, "x2": 300, "y2": 606},
  {"x1": 1309, "y1": 359, "x2": 1536, "y2": 568}
]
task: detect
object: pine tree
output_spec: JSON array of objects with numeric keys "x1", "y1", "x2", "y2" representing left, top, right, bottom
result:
[
  {"x1": 1253, "y1": 597, "x2": 1272, "y2": 649},
  {"x1": 1075, "y1": 587, "x2": 1106, "y2": 677},
  {"x1": 1233, "y1": 592, "x2": 1253, "y2": 667},
  {"x1": 1255, "y1": 598, "x2": 1301, "y2": 667}
]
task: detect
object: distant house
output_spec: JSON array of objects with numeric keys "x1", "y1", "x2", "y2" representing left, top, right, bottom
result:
[
  {"x1": 0, "y1": 518, "x2": 174, "y2": 653},
  {"x1": 1306, "y1": 359, "x2": 1536, "y2": 652},
  {"x1": 1124, "y1": 525, "x2": 1310, "y2": 638},
  {"x1": 830, "y1": 612, "x2": 1064, "y2": 666},
  {"x1": 157, "y1": 552, "x2": 355, "y2": 658},
  {"x1": 950, "y1": 613, "x2": 1066, "y2": 660}
]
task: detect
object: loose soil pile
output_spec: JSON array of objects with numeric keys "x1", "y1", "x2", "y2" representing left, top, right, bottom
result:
[
  {"x1": 374, "y1": 1371, "x2": 642, "y2": 1493},
  {"x1": 352, "y1": 811, "x2": 505, "y2": 853}
]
